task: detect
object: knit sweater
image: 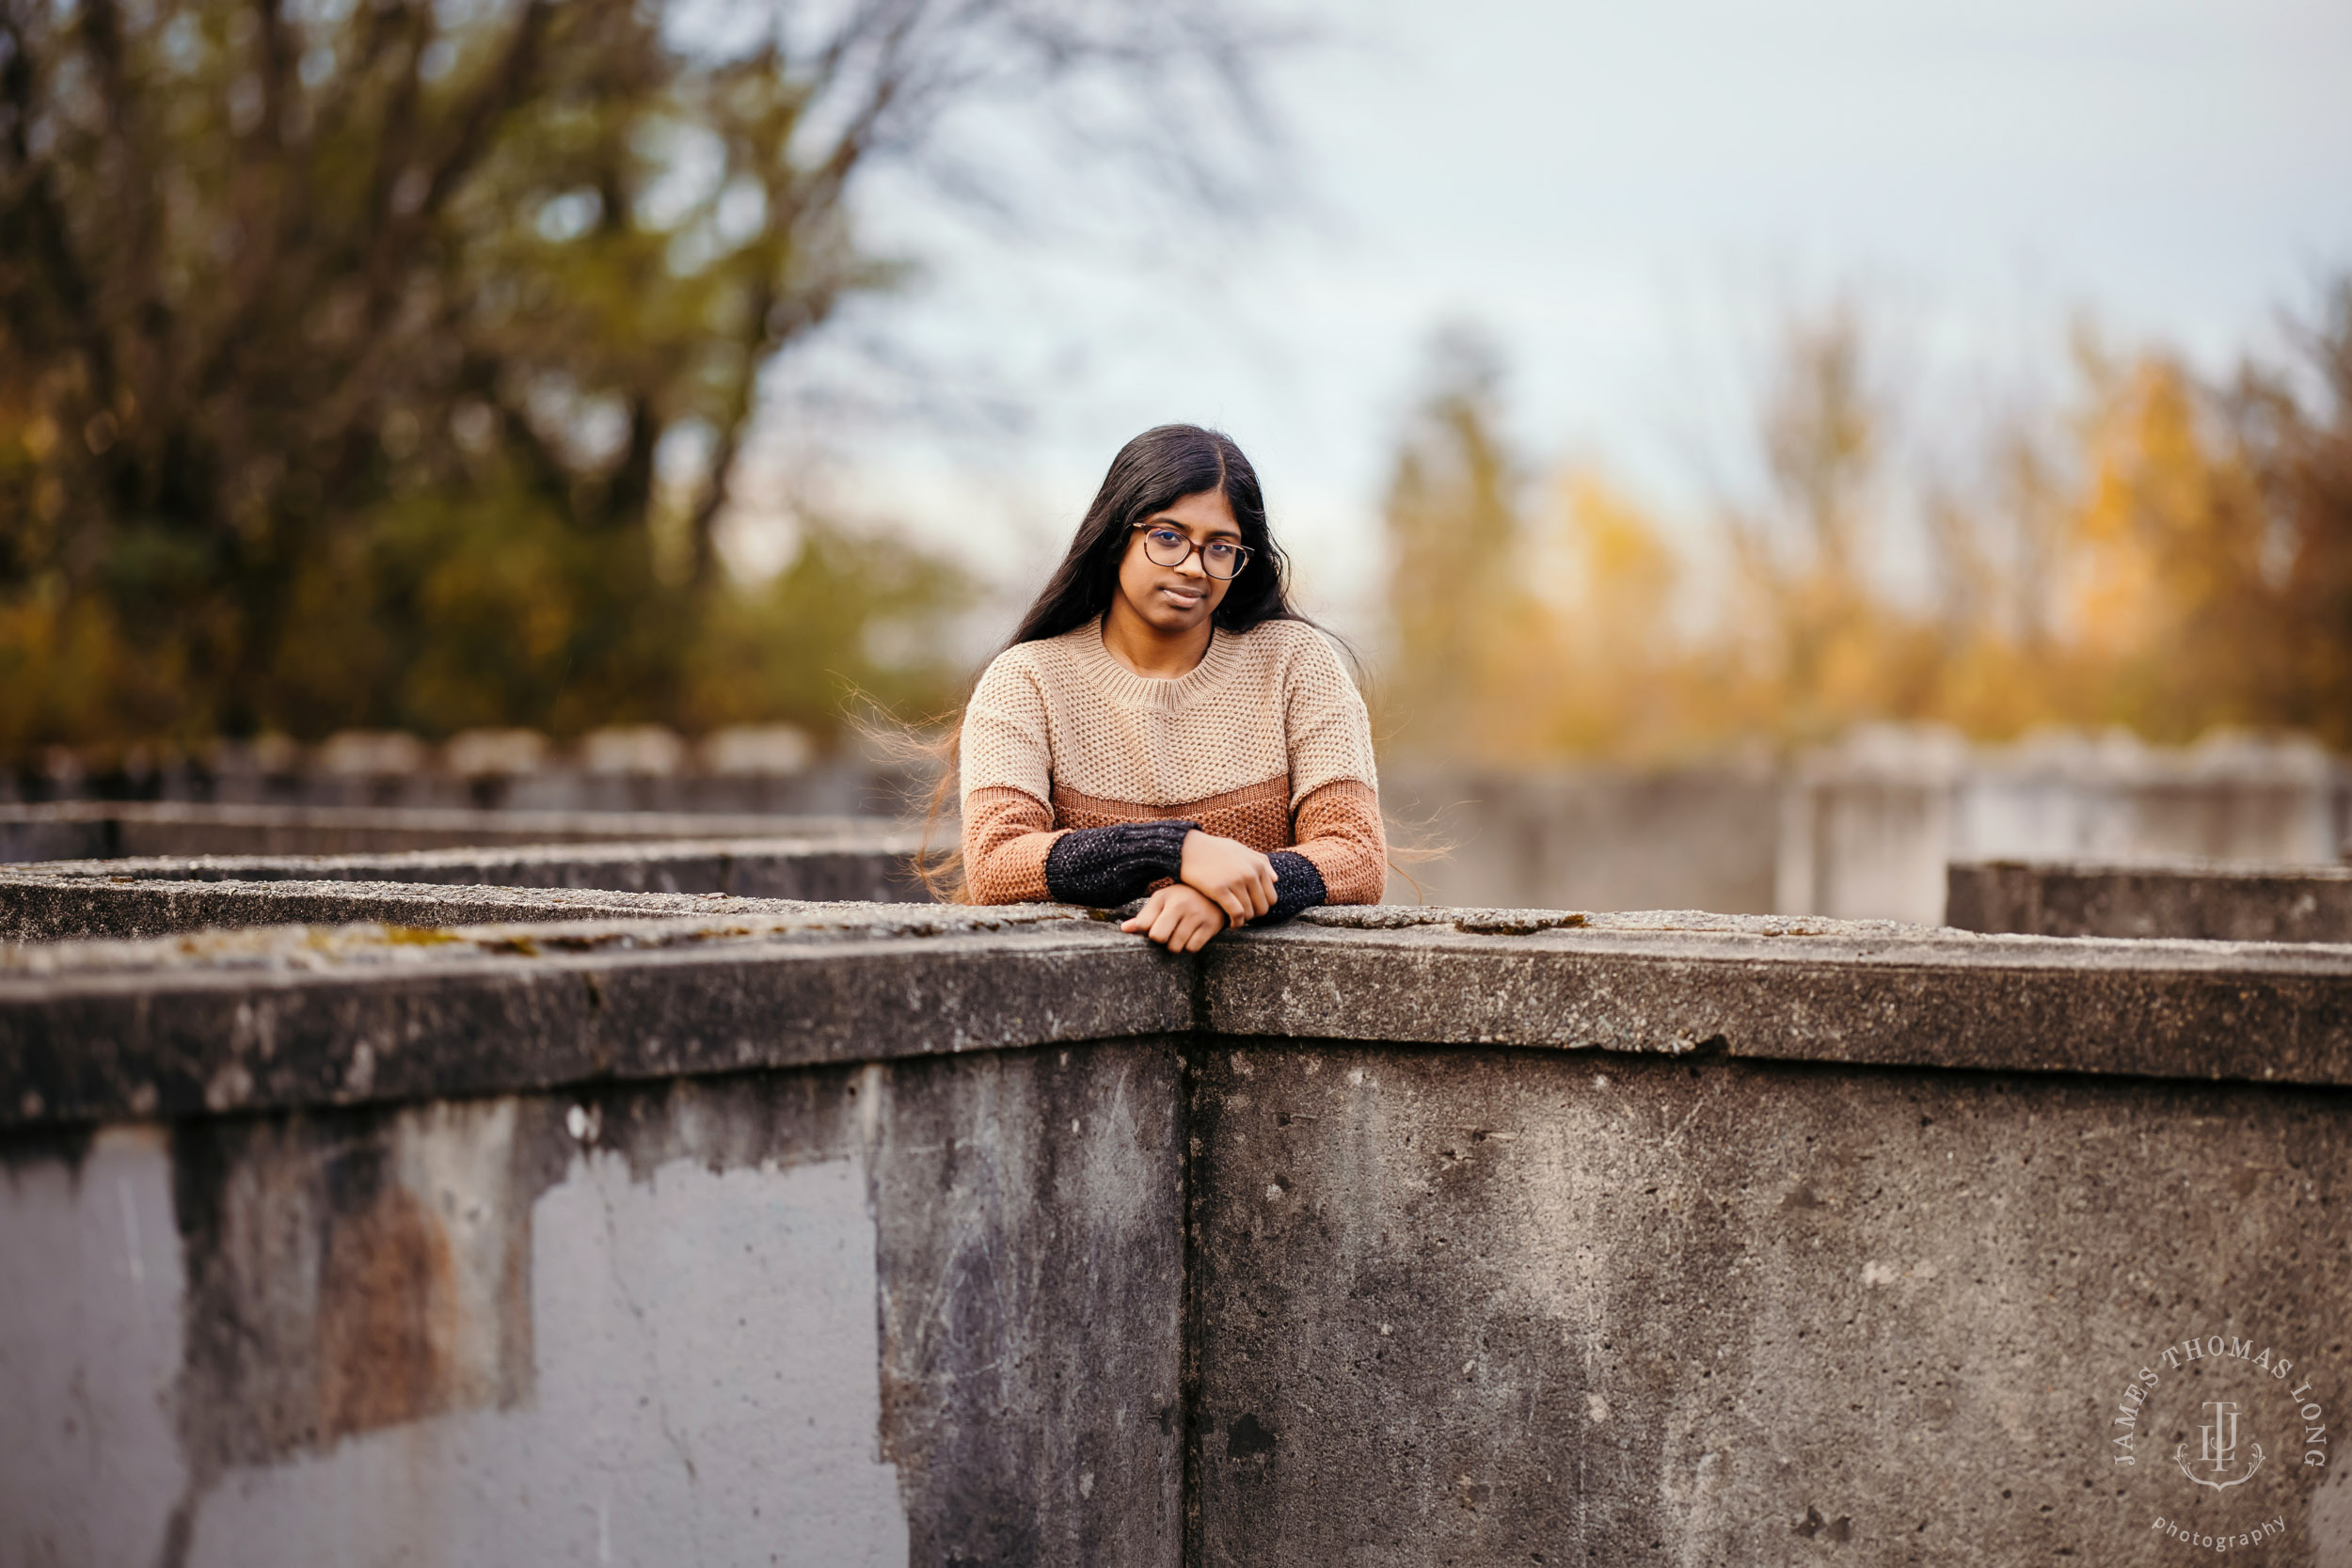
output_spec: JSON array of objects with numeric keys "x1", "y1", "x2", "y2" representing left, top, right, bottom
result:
[{"x1": 959, "y1": 616, "x2": 1386, "y2": 914}]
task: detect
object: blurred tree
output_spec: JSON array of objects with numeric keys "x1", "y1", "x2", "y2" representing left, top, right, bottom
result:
[
  {"x1": 0, "y1": 0, "x2": 1270, "y2": 758},
  {"x1": 1376, "y1": 278, "x2": 2352, "y2": 762},
  {"x1": 1380, "y1": 327, "x2": 1530, "y2": 755},
  {"x1": 2222, "y1": 281, "x2": 2352, "y2": 749}
]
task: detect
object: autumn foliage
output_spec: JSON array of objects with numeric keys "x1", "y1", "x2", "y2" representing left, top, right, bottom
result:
[{"x1": 1381, "y1": 287, "x2": 2352, "y2": 761}]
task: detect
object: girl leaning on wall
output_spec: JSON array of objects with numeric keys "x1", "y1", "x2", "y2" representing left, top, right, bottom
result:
[{"x1": 921, "y1": 423, "x2": 1388, "y2": 949}]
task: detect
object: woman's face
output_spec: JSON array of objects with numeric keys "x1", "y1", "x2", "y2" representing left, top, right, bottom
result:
[{"x1": 1116, "y1": 487, "x2": 1240, "y2": 636}]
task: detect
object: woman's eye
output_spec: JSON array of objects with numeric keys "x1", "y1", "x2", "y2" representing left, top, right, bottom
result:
[
  {"x1": 1204, "y1": 544, "x2": 1235, "y2": 562},
  {"x1": 1151, "y1": 530, "x2": 1184, "y2": 546}
]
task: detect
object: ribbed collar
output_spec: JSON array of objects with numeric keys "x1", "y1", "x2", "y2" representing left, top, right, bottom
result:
[{"x1": 1067, "y1": 616, "x2": 1246, "y2": 714}]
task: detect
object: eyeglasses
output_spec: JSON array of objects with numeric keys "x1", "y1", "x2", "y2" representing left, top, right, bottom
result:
[{"x1": 1131, "y1": 523, "x2": 1253, "y2": 581}]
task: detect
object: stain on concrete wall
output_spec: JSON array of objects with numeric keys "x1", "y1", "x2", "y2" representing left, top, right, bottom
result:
[
  {"x1": 180, "y1": 1149, "x2": 910, "y2": 1567},
  {"x1": 168, "y1": 1097, "x2": 537, "y2": 1472},
  {"x1": 3, "y1": 1040, "x2": 1183, "y2": 1568}
]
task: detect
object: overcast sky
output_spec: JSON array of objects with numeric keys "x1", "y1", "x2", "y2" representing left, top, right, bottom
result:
[{"x1": 741, "y1": 0, "x2": 2352, "y2": 645}]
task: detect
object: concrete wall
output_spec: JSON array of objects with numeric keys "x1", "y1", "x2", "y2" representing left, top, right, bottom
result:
[
  {"x1": 1386, "y1": 732, "x2": 2352, "y2": 921},
  {"x1": 0, "y1": 876, "x2": 873, "y2": 942},
  {"x1": 3, "y1": 1047, "x2": 1184, "y2": 1567},
  {"x1": 22, "y1": 728, "x2": 2350, "y2": 924},
  {"x1": 1381, "y1": 765, "x2": 1784, "y2": 914},
  {"x1": 0, "y1": 802, "x2": 889, "y2": 862},
  {"x1": 5, "y1": 898, "x2": 2350, "y2": 1564},
  {"x1": 3, "y1": 739, "x2": 904, "y2": 818},
  {"x1": 1779, "y1": 727, "x2": 2352, "y2": 925},
  {"x1": 1947, "y1": 859, "x2": 2352, "y2": 942},
  {"x1": 0, "y1": 834, "x2": 922, "y2": 937}
]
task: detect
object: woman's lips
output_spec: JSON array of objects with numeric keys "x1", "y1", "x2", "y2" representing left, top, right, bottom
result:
[{"x1": 1158, "y1": 584, "x2": 1204, "y2": 607}]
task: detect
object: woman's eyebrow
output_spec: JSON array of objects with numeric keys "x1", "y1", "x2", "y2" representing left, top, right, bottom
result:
[{"x1": 1147, "y1": 515, "x2": 1243, "y2": 543}]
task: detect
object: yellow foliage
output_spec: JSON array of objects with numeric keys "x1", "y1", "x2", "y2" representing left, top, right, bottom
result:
[{"x1": 1382, "y1": 290, "x2": 2352, "y2": 759}]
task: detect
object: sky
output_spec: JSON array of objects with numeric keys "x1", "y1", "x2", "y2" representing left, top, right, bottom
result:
[{"x1": 733, "y1": 0, "x2": 2352, "y2": 648}]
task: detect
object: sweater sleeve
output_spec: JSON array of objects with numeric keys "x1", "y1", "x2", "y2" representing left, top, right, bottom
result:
[
  {"x1": 957, "y1": 650, "x2": 1066, "y2": 905},
  {"x1": 960, "y1": 650, "x2": 1055, "y2": 806},
  {"x1": 1282, "y1": 625, "x2": 1380, "y2": 801},
  {"x1": 1287, "y1": 779, "x2": 1388, "y2": 905},
  {"x1": 1278, "y1": 626, "x2": 1384, "y2": 908},
  {"x1": 1044, "y1": 819, "x2": 1198, "y2": 907},
  {"x1": 961, "y1": 787, "x2": 1063, "y2": 904}
]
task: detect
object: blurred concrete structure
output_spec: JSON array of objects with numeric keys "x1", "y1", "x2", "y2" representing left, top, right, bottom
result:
[
  {"x1": 0, "y1": 802, "x2": 885, "y2": 863},
  {"x1": 1948, "y1": 859, "x2": 2352, "y2": 943},
  {"x1": 4, "y1": 899, "x2": 2348, "y2": 1562},
  {"x1": 11, "y1": 727, "x2": 2348, "y2": 923},
  {"x1": 1390, "y1": 728, "x2": 2352, "y2": 923},
  {"x1": 0, "y1": 833, "x2": 926, "y2": 941},
  {"x1": 0, "y1": 877, "x2": 838, "y2": 942},
  {"x1": 1, "y1": 725, "x2": 900, "y2": 816}
]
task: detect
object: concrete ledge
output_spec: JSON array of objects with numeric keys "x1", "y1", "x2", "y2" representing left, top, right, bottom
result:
[
  {"x1": 0, "y1": 800, "x2": 891, "y2": 861},
  {"x1": 0, "y1": 904, "x2": 1184, "y2": 1126},
  {"x1": 1222, "y1": 907, "x2": 2352, "y2": 1085},
  {"x1": 0, "y1": 836, "x2": 927, "y2": 940},
  {"x1": 7, "y1": 907, "x2": 2350, "y2": 1128},
  {"x1": 1949, "y1": 857, "x2": 2352, "y2": 942},
  {"x1": 0, "y1": 874, "x2": 821, "y2": 942}
]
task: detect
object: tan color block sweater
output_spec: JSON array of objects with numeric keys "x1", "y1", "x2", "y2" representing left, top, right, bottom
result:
[{"x1": 959, "y1": 616, "x2": 1386, "y2": 910}]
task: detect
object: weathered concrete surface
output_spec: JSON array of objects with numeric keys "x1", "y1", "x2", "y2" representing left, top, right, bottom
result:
[
  {"x1": 1213, "y1": 907, "x2": 2352, "y2": 1086},
  {"x1": 0, "y1": 834, "x2": 925, "y2": 941},
  {"x1": 1949, "y1": 858, "x2": 2352, "y2": 942},
  {"x1": 8, "y1": 908, "x2": 2352, "y2": 1131},
  {"x1": 0, "y1": 904, "x2": 1189, "y2": 1127},
  {"x1": 0, "y1": 800, "x2": 888, "y2": 862},
  {"x1": 0, "y1": 873, "x2": 832, "y2": 942},
  {"x1": 1187, "y1": 1041, "x2": 2352, "y2": 1566},
  {"x1": 5, "y1": 906, "x2": 2350, "y2": 1566},
  {"x1": 4, "y1": 1044, "x2": 1183, "y2": 1567}
]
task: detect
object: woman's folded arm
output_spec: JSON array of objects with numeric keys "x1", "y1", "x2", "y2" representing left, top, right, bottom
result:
[
  {"x1": 1261, "y1": 778, "x2": 1386, "y2": 920},
  {"x1": 961, "y1": 786, "x2": 1065, "y2": 905}
]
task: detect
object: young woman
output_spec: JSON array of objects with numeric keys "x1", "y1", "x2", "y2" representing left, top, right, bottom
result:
[{"x1": 955, "y1": 423, "x2": 1386, "y2": 949}]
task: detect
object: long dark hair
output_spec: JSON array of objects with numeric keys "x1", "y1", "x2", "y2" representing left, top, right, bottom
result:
[
  {"x1": 1005, "y1": 424, "x2": 1301, "y2": 644},
  {"x1": 907, "y1": 425, "x2": 1302, "y2": 898}
]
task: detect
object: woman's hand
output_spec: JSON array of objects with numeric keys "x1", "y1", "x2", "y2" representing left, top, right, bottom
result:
[
  {"x1": 1121, "y1": 882, "x2": 1230, "y2": 952},
  {"x1": 1180, "y1": 830, "x2": 1278, "y2": 927}
]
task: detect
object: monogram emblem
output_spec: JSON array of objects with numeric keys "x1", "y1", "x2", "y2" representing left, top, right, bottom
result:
[{"x1": 2172, "y1": 1399, "x2": 2265, "y2": 1490}]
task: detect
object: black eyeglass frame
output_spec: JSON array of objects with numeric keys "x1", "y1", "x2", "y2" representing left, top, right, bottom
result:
[{"x1": 1128, "y1": 522, "x2": 1255, "y2": 581}]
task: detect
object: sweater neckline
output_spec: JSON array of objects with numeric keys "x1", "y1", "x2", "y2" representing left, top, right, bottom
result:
[{"x1": 1069, "y1": 616, "x2": 1245, "y2": 713}]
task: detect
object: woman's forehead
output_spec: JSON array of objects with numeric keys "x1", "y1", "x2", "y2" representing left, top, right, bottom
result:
[{"x1": 1150, "y1": 488, "x2": 1241, "y2": 537}]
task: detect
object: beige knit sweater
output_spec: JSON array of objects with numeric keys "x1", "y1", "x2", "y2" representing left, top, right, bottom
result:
[{"x1": 958, "y1": 616, "x2": 1386, "y2": 906}]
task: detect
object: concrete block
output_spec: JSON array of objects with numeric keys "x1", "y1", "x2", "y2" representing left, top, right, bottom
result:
[
  {"x1": 4, "y1": 906, "x2": 2348, "y2": 1563},
  {"x1": 1948, "y1": 860, "x2": 2352, "y2": 943},
  {"x1": 0, "y1": 874, "x2": 823, "y2": 942},
  {"x1": 1188, "y1": 1042, "x2": 2352, "y2": 1565},
  {"x1": 0, "y1": 802, "x2": 895, "y2": 862}
]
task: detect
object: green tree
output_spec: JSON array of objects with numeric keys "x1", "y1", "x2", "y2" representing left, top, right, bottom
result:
[{"x1": 0, "y1": 0, "x2": 1268, "y2": 756}]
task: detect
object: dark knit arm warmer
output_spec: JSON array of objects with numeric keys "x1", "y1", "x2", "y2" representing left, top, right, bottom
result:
[
  {"x1": 1043, "y1": 819, "x2": 1199, "y2": 907},
  {"x1": 1260, "y1": 849, "x2": 1328, "y2": 925}
]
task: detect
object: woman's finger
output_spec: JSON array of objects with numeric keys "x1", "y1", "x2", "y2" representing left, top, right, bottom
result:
[
  {"x1": 1249, "y1": 866, "x2": 1276, "y2": 915},
  {"x1": 1150, "y1": 898, "x2": 1186, "y2": 945},
  {"x1": 1120, "y1": 890, "x2": 1163, "y2": 933}
]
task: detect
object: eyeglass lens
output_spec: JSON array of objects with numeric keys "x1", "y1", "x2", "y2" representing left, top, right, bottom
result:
[{"x1": 1142, "y1": 528, "x2": 1248, "y2": 579}]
